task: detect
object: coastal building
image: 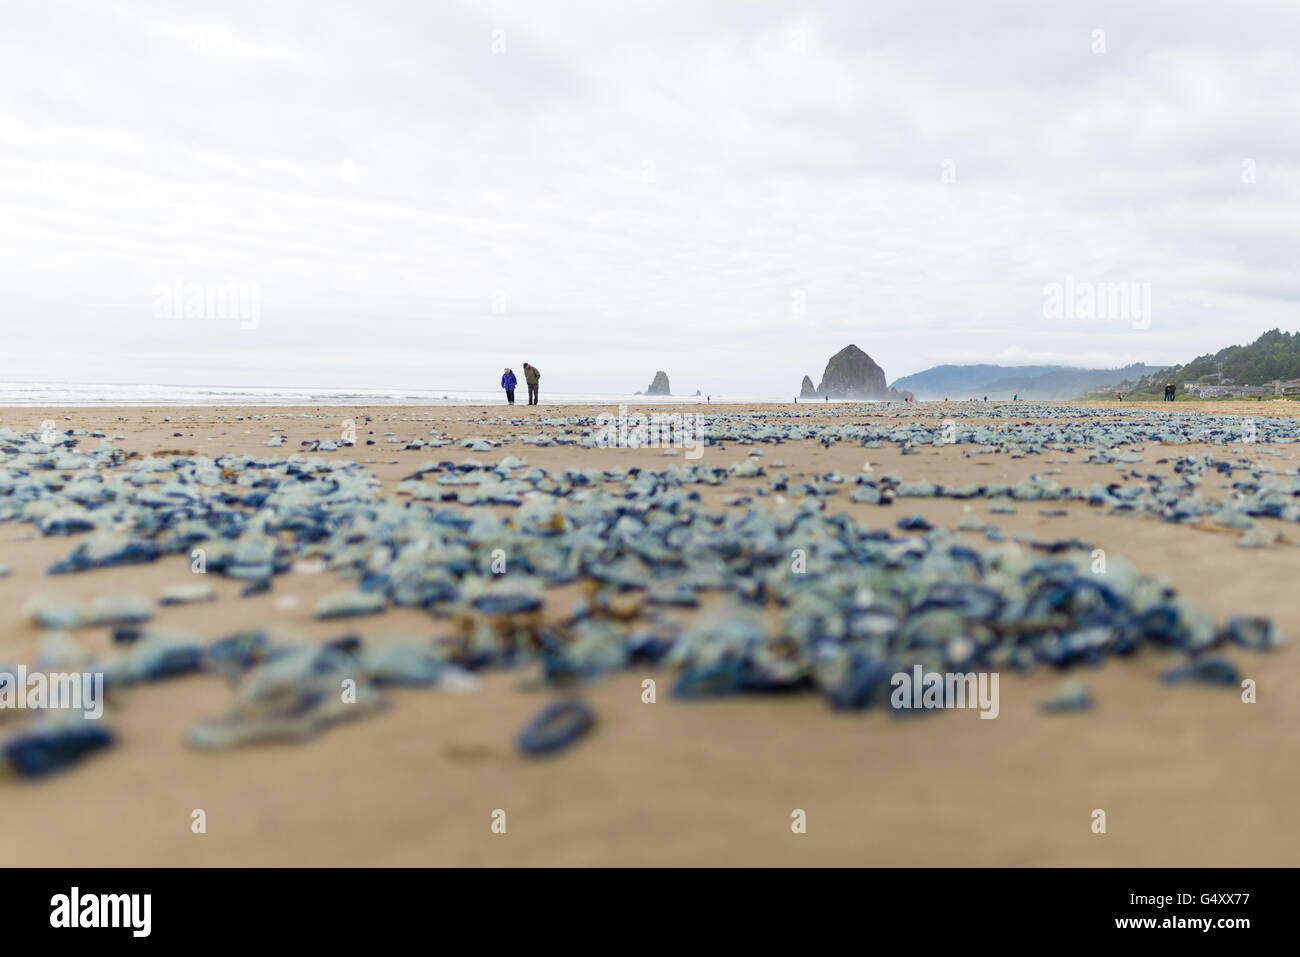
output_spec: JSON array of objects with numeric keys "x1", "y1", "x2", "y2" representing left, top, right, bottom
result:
[{"x1": 1183, "y1": 381, "x2": 1268, "y2": 398}]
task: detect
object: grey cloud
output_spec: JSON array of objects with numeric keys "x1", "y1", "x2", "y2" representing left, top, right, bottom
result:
[{"x1": 1, "y1": 0, "x2": 1298, "y2": 394}]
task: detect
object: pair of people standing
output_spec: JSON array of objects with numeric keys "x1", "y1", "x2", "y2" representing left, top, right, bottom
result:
[{"x1": 500, "y1": 363, "x2": 541, "y2": 405}]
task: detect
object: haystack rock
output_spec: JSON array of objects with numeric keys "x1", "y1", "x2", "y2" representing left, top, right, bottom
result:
[
  {"x1": 799, "y1": 375, "x2": 817, "y2": 398},
  {"x1": 814, "y1": 344, "x2": 889, "y2": 399},
  {"x1": 646, "y1": 371, "x2": 671, "y2": 395}
]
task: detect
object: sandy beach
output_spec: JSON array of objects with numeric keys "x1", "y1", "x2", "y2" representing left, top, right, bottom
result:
[{"x1": 1, "y1": 399, "x2": 1298, "y2": 866}]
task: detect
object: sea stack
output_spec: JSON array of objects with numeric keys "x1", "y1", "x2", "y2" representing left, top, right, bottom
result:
[
  {"x1": 813, "y1": 345, "x2": 890, "y2": 399},
  {"x1": 799, "y1": 375, "x2": 817, "y2": 398},
  {"x1": 646, "y1": 371, "x2": 671, "y2": 395}
]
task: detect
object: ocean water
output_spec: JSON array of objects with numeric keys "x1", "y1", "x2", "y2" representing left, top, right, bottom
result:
[{"x1": 0, "y1": 381, "x2": 798, "y2": 407}]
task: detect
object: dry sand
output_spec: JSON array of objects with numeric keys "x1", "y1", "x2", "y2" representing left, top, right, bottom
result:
[{"x1": 1, "y1": 400, "x2": 1298, "y2": 866}]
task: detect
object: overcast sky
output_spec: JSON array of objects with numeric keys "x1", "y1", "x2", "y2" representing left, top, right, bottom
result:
[{"x1": 2, "y1": 0, "x2": 1297, "y2": 395}]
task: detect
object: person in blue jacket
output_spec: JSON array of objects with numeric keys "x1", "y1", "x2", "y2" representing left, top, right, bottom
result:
[{"x1": 501, "y1": 368, "x2": 517, "y2": 404}]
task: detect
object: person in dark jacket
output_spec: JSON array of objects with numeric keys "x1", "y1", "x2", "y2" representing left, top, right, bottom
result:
[
  {"x1": 501, "y1": 368, "x2": 517, "y2": 404},
  {"x1": 522, "y1": 363, "x2": 540, "y2": 405}
]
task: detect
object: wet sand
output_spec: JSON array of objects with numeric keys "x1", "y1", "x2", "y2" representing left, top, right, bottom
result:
[{"x1": 1, "y1": 400, "x2": 1298, "y2": 866}]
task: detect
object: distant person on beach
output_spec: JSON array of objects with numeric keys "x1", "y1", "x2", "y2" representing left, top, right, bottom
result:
[
  {"x1": 522, "y1": 363, "x2": 540, "y2": 405},
  {"x1": 501, "y1": 367, "x2": 517, "y2": 405},
  {"x1": 1164, "y1": 383, "x2": 1175, "y2": 401}
]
